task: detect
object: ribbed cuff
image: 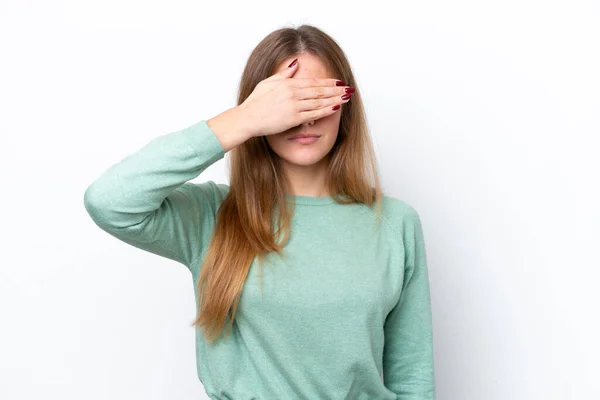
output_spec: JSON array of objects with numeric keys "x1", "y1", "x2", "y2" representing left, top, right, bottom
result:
[{"x1": 180, "y1": 119, "x2": 226, "y2": 164}]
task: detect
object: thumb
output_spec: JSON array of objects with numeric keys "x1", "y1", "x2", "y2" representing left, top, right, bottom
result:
[{"x1": 265, "y1": 58, "x2": 299, "y2": 81}]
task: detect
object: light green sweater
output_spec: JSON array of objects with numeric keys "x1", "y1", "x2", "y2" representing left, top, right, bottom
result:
[{"x1": 83, "y1": 119, "x2": 436, "y2": 399}]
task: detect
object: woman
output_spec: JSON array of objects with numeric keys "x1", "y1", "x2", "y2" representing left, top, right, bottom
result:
[{"x1": 84, "y1": 24, "x2": 436, "y2": 400}]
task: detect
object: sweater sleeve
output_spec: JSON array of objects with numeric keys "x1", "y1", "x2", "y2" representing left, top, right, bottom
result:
[
  {"x1": 83, "y1": 119, "x2": 227, "y2": 271},
  {"x1": 383, "y1": 206, "x2": 436, "y2": 399}
]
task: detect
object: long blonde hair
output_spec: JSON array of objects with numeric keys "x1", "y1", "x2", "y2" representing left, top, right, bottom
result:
[{"x1": 192, "y1": 24, "x2": 383, "y2": 343}]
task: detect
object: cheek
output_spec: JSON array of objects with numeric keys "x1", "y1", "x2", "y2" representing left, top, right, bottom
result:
[
  {"x1": 264, "y1": 132, "x2": 286, "y2": 146},
  {"x1": 320, "y1": 112, "x2": 342, "y2": 131}
]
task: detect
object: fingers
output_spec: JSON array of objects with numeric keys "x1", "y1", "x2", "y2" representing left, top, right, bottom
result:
[
  {"x1": 295, "y1": 87, "x2": 354, "y2": 112},
  {"x1": 293, "y1": 85, "x2": 354, "y2": 101},
  {"x1": 264, "y1": 58, "x2": 300, "y2": 82},
  {"x1": 288, "y1": 77, "x2": 344, "y2": 88},
  {"x1": 298, "y1": 100, "x2": 346, "y2": 122},
  {"x1": 261, "y1": 58, "x2": 353, "y2": 123},
  {"x1": 291, "y1": 78, "x2": 355, "y2": 113}
]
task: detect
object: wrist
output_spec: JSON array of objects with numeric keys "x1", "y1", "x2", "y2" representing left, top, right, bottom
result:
[
  {"x1": 206, "y1": 106, "x2": 253, "y2": 152},
  {"x1": 232, "y1": 103, "x2": 256, "y2": 139}
]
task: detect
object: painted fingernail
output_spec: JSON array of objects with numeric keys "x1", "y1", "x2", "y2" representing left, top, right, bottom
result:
[
  {"x1": 344, "y1": 87, "x2": 355, "y2": 94},
  {"x1": 341, "y1": 93, "x2": 352, "y2": 100},
  {"x1": 335, "y1": 80, "x2": 346, "y2": 86},
  {"x1": 288, "y1": 58, "x2": 298, "y2": 68},
  {"x1": 332, "y1": 105, "x2": 341, "y2": 110}
]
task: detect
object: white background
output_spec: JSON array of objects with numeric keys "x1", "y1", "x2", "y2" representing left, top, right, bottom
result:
[{"x1": 1, "y1": 1, "x2": 598, "y2": 399}]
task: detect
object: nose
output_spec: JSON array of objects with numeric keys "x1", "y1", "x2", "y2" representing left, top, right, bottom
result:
[{"x1": 302, "y1": 120, "x2": 315, "y2": 127}]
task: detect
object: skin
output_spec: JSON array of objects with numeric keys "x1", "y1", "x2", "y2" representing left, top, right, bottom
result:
[{"x1": 264, "y1": 53, "x2": 344, "y2": 197}]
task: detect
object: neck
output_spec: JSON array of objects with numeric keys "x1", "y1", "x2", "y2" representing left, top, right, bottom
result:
[{"x1": 282, "y1": 157, "x2": 330, "y2": 197}]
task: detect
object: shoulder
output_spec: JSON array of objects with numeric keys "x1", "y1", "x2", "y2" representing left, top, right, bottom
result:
[
  {"x1": 178, "y1": 180, "x2": 230, "y2": 210},
  {"x1": 377, "y1": 194, "x2": 423, "y2": 236}
]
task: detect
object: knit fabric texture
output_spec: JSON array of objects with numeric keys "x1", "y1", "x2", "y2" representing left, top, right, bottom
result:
[{"x1": 83, "y1": 119, "x2": 436, "y2": 399}]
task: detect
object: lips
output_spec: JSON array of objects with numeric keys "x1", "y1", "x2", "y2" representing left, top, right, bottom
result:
[{"x1": 288, "y1": 133, "x2": 321, "y2": 140}]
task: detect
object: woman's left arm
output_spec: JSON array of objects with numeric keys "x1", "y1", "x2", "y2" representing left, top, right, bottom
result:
[{"x1": 383, "y1": 206, "x2": 436, "y2": 400}]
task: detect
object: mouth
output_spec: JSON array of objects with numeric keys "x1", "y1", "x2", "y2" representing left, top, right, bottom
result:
[
  {"x1": 288, "y1": 133, "x2": 321, "y2": 140},
  {"x1": 288, "y1": 134, "x2": 321, "y2": 145}
]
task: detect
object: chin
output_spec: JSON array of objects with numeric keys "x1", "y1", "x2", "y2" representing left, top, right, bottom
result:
[
  {"x1": 265, "y1": 134, "x2": 336, "y2": 167},
  {"x1": 279, "y1": 152, "x2": 328, "y2": 167}
]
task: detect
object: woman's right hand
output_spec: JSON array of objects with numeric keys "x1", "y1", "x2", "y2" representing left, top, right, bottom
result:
[
  {"x1": 207, "y1": 59, "x2": 354, "y2": 152},
  {"x1": 238, "y1": 59, "x2": 354, "y2": 138}
]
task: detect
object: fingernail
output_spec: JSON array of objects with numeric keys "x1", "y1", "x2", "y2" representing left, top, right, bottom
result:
[
  {"x1": 335, "y1": 80, "x2": 346, "y2": 86},
  {"x1": 332, "y1": 105, "x2": 341, "y2": 110},
  {"x1": 344, "y1": 87, "x2": 355, "y2": 94},
  {"x1": 341, "y1": 93, "x2": 352, "y2": 100},
  {"x1": 288, "y1": 58, "x2": 298, "y2": 68}
]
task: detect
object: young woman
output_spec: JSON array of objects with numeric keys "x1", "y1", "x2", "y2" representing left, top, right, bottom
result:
[{"x1": 84, "y1": 24, "x2": 436, "y2": 400}]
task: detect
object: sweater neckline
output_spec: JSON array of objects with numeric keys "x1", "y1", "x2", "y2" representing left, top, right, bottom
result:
[{"x1": 284, "y1": 193, "x2": 336, "y2": 205}]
